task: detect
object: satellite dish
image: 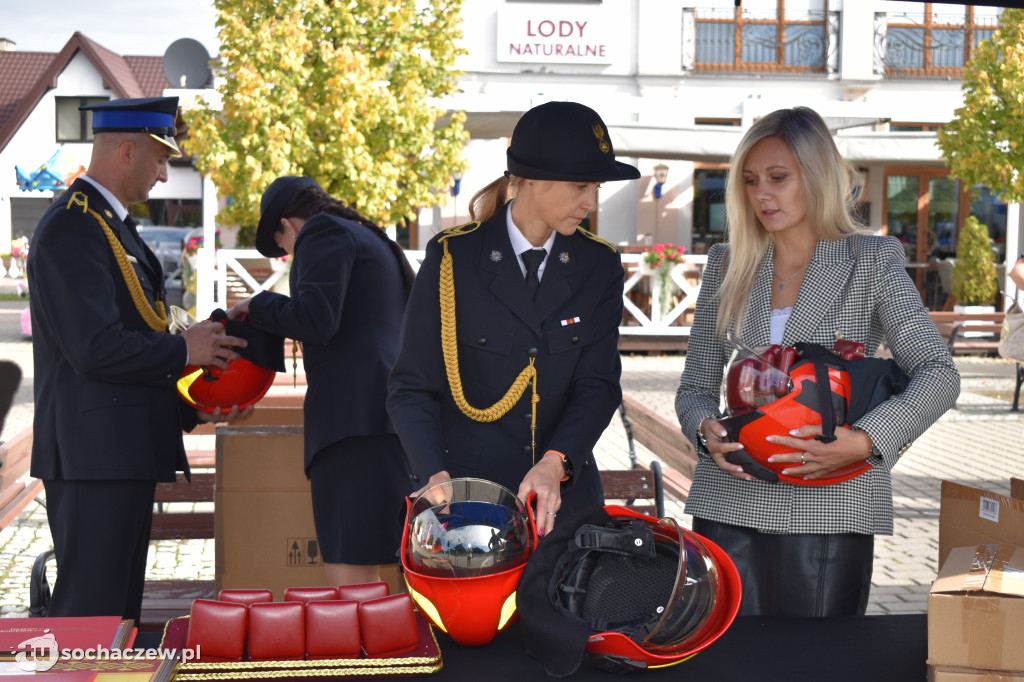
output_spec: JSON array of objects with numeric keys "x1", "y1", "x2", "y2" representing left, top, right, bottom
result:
[{"x1": 163, "y1": 38, "x2": 212, "y2": 89}]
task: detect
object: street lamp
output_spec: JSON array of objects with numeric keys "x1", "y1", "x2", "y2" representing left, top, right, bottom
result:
[{"x1": 653, "y1": 163, "x2": 669, "y2": 199}]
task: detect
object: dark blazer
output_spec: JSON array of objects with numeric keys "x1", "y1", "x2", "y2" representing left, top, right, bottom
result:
[
  {"x1": 246, "y1": 213, "x2": 409, "y2": 473},
  {"x1": 387, "y1": 209, "x2": 624, "y2": 518},
  {"x1": 676, "y1": 235, "x2": 960, "y2": 535},
  {"x1": 28, "y1": 178, "x2": 193, "y2": 482}
]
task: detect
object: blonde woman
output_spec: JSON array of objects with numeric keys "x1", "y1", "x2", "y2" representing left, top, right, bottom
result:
[{"x1": 676, "y1": 107, "x2": 959, "y2": 616}]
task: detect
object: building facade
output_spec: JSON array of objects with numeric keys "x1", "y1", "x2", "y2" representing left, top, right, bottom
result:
[{"x1": 421, "y1": 0, "x2": 1020, "y2": 307}]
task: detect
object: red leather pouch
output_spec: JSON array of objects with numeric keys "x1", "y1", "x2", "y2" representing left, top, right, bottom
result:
[
  {"x1": 284, "y1": 586, "x2": 339, "y2": 604},
  {"x1": 248, "y1": 601, "x2": 306, "y2": 660},
  {"x1": 186, "y1": 599, "x2": 247, "y2": 661},
  {"x1": 217, "y1": 588, "x2": 274, "y2": 606},
  {"x1": 305, "y1": 600, "x2": 361, "y2": 659},
  {"x1": 358, "y1": 593, "x2": 418, "y2": 658},
  {"x1": 337, "y1": 582, "x2": 389, "y2": 602}
]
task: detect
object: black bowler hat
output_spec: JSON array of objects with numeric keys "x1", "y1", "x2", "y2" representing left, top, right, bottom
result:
[
  {"x1": 255, "y1": 176, "x2": 323, "y2": 257},
  {"x1": 81, "y1": 97, "x2": 181, "y2": 157},
  {"x1": 506, "y1": 101, "x2": 640, "y2": 183}
]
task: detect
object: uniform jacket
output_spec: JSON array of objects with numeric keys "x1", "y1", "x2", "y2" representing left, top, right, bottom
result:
[
  {"x1": 246, "y1": 213, "x2": 409, "y2": 473},
  {"x1": 387, "y1": 209, "x2": 624, "y2": 516},
  {"x1": 28, "y1": 178, "x2": 193, "y2": 482},
  {"x1": 676, "y1": 235, "x2": 960, "y2": 535}
]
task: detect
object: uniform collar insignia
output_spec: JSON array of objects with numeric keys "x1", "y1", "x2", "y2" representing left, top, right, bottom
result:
[
  {"x1": 489, "y1": 249, "x2": 503, "y2": 263},
  {"x1": 104, "y1": 210, "x2": 114, "y2": 219},
  {"x1": 559, "y1": 251, "x2": 570, "y2": 264}
]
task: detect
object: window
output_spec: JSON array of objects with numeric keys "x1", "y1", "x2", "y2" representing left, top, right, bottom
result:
[
  {"x1": 694, "y1": 0, "x2": 828, "y2": 73},
  {"x1": 55, "y1": 96, "x2": 107, "y2": 142},
  {"x1": 884, "y1": 3, "x2": 1001, "y2": 78},
  {"x1": 692, "y1": 167, "x2": 728, "y2": 255}
]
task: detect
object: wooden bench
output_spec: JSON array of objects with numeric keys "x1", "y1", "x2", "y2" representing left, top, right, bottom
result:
[
  {"x1": 929, "y1": 311, "x2": 1022, "y2": 411},
  {"x1": 618, "y1": 395, "x2": 698, "y2": 505},
  {"x1": 929, "y1": 311, "x2": 1004, "y2": 355},
  {"x1": 600, "y1": 464, "x2": 665, "y2": 518},
  {"x1": 0, "y1": 427, "x2": 44, "y2": 531}
]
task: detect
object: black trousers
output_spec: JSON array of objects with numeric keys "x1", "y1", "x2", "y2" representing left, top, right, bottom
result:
[
  {"x1": 43, "y1": 479, "x2": 157, "y2": 624},
  {"x1": 693, "y1": 517, "x2": 874, "y2": 617}
]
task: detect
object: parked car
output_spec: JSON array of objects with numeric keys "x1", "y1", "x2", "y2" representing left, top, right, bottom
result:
[{"x1": 137, "y1": 225, "x2": 191, "y2": 308}]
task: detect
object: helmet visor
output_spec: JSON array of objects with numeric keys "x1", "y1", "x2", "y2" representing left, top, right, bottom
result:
[
  {"x1": 721, "y1": 335, "x2": 794, "y2": 416},
  {"x1": 405, "y1": 478, "x2": 534, "y2": 579}
]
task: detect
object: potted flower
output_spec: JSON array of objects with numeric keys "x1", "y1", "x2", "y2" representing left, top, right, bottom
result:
[{"x1": 642, "y1": 242, "x2": 686, "y2": 320}]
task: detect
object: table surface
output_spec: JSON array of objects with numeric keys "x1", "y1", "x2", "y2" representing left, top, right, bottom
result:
[
  {"x1": 135, "y1": 613, "x2": 926, "y2": 681},
  {"x1": 429, "y1": 613, "x2": 927, "y2": 681}
]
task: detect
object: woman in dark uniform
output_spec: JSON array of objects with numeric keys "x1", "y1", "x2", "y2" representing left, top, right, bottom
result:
[
  {"x1": 229, "y1": 176, "x2": 415, "y2": 585},
  {"x1": 387, "y1": 101, "x2": 639, "y2": 536}
]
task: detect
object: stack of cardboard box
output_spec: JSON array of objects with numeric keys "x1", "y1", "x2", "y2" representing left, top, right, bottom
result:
[{"x1": 928, "y1": 478, "x2": 1024, "y2": 681}]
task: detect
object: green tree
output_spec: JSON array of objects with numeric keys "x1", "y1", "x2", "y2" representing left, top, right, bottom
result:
[
  {"x1": 951, "y1": 216, "x2": 998, "y2": 306},
  {"x1": 184, "y1": 0, "x2": 468, "y2": 244},
  {"x1": 937, "y1": 8, "x2": 1024, "y2": 202}
]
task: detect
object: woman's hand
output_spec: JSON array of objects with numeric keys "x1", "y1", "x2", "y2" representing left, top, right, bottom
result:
[
  {"x1": 700, "y1": 418, "x2": 755, "y2": 482},
  {"x1": 227, "y1": 297, "x2": 252, "y2": 320},
  {"x1": 517, "y1": 452, "x2": 564, "y2": 536},
  {"x1": 766, "y1": 426, "x2": 874, "y2": 481},
  {"x1": 411, "y1": 470, "x2": 452, "y2": 501}
]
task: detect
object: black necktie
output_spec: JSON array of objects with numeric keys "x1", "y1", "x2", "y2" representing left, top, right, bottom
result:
[
  {"x1": 522, "y1": 248, "x2": 546, "y2": 299},
  {"x1": 124, "y1": 215, "x2": 145, "y2": 251}
]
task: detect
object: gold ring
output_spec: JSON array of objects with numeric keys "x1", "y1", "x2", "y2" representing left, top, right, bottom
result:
[
  {"x1": 547, "y1": 512, "x2": 557, "y2": 516},
  {"x1": 800, "y1": 453, "x2": 806, "y2": 465}
]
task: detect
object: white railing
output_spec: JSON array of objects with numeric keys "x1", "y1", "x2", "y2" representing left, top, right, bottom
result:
[{"x1": 199, "y1": 250, "x2": 707, "y2": 338}]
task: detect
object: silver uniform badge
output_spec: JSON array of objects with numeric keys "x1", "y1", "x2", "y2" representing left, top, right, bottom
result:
[
  {"x1": 559, "y1": 251, "x2": 570, "y2": 264},
  {"x1": 490, "y1": 249, "x2": 503, "y2": 262}
]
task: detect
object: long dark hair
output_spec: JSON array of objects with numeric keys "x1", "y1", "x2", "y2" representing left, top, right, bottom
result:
[{"x1": 281, "y1": 187, "x2": 416, "y2": 292}]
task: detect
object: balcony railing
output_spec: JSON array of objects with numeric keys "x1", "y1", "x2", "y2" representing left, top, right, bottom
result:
[
  {"x1": 684, "y1": 7, "x2": 838, "y2": 76},
  {"x1": 877, "y1": 10, "x2": 1000, "y2": 79},
  {"x1": 199, "y1": 250, "x2": 709, "y2": 339}
]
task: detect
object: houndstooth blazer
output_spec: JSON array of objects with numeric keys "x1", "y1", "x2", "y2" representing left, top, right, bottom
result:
[{"x1": 675, "y1": 235, "x2": 960, "y2": 535}]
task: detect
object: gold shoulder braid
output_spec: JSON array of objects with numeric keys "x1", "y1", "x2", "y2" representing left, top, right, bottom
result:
[
  {"x1": 67, "y1": 192, "x2": 168, "y2": 332},
  {"x1": 574, "y1": 226, "x2": 617, "y2": 252},
  {"x1": 438, "y1": 228, "x2": 541, "y2": 464}
]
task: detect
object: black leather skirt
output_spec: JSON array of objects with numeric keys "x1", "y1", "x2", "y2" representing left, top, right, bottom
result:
[{"x1": 693, "y1": 517, "x2": 874, "y2": 617}]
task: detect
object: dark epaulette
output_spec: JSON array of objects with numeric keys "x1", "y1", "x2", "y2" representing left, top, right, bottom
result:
[
  {"x1": 575, "y1": 226, "x2": 617, "y2": 253},
  {"x1": 436, "y1": 221, "x2": 481, "y2": 243}
]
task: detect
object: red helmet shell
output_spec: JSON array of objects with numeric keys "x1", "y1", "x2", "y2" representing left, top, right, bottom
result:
[
  {"x1": 177, "y1": 359, "x2": 275, "y2": 413},
  {"x1": 579, "y1": 506, "x2": 742, "y2": 670},
  {"x1": 175, "y1": 315, "x2": 275, "y2": 413},
  {"x1": 400, "y1": 479, "x2": 538, "y2": 646},
  {"x1": 722, "y1": 360, "x2": 871, "y2": 485}
]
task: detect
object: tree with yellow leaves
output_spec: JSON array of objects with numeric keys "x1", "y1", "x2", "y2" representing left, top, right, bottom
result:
[
  {"x1": 937, "y1": 8, "x2": 1024, "y2": 203},
  {"x1": 184, "y1": 0, "x2": 468, "y2": 244}
]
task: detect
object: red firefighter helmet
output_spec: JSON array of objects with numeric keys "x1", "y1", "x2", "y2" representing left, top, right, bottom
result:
[
  {"x1": 400, "y1": 478, "x2": 538, "y2": 646},
  {"x1": 717, "y1": 339, "x2": 912, "y2": 486},
  {"x1": 173, "y1": 309, "x2": 278, "y2": 413},
  {"x1": 517, "y1": 505, "x2": 741, "y2": 675}
]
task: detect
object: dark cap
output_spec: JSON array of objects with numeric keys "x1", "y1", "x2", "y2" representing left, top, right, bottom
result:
[
  {"x1": 506, "y1": 101, "x2": 640, "y2": 183},
  {"x1": 81, "y1": 97, "x2": 181, "y2": 157},
  {"x1": 255, "y1": 176, "x2": 323, "y2": 257}
]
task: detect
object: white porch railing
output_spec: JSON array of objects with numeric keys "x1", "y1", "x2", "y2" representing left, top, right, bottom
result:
[{"x1": 197, "y1": 249, "x2": 707, "y2": 339}]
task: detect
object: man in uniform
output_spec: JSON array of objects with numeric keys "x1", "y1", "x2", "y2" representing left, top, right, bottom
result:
[{"x1": 28, "y1": 96, "x2": 248, "y2": 623}]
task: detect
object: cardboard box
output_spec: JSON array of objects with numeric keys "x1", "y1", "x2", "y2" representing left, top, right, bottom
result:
[
  {"x1": 928, "y1": 544, "x2": 1024, "y2": 672},
  {"x1": 938, "y1": 480, "x2": 1024, "y2": 568},
  {"x1": 214, "y1": 412, "x2": 403, "y2": 600},
  {"x1": 929, "y1": 663, "x2": 1024, "y2": 681}
]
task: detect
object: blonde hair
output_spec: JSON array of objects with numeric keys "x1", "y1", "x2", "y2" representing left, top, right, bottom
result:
[
  {"x1": 468, "y1": 175, "x2": 523, "y2": 223},
  {"x1": 716, "y1": 106, "x2": 867, "y2": 338}
]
